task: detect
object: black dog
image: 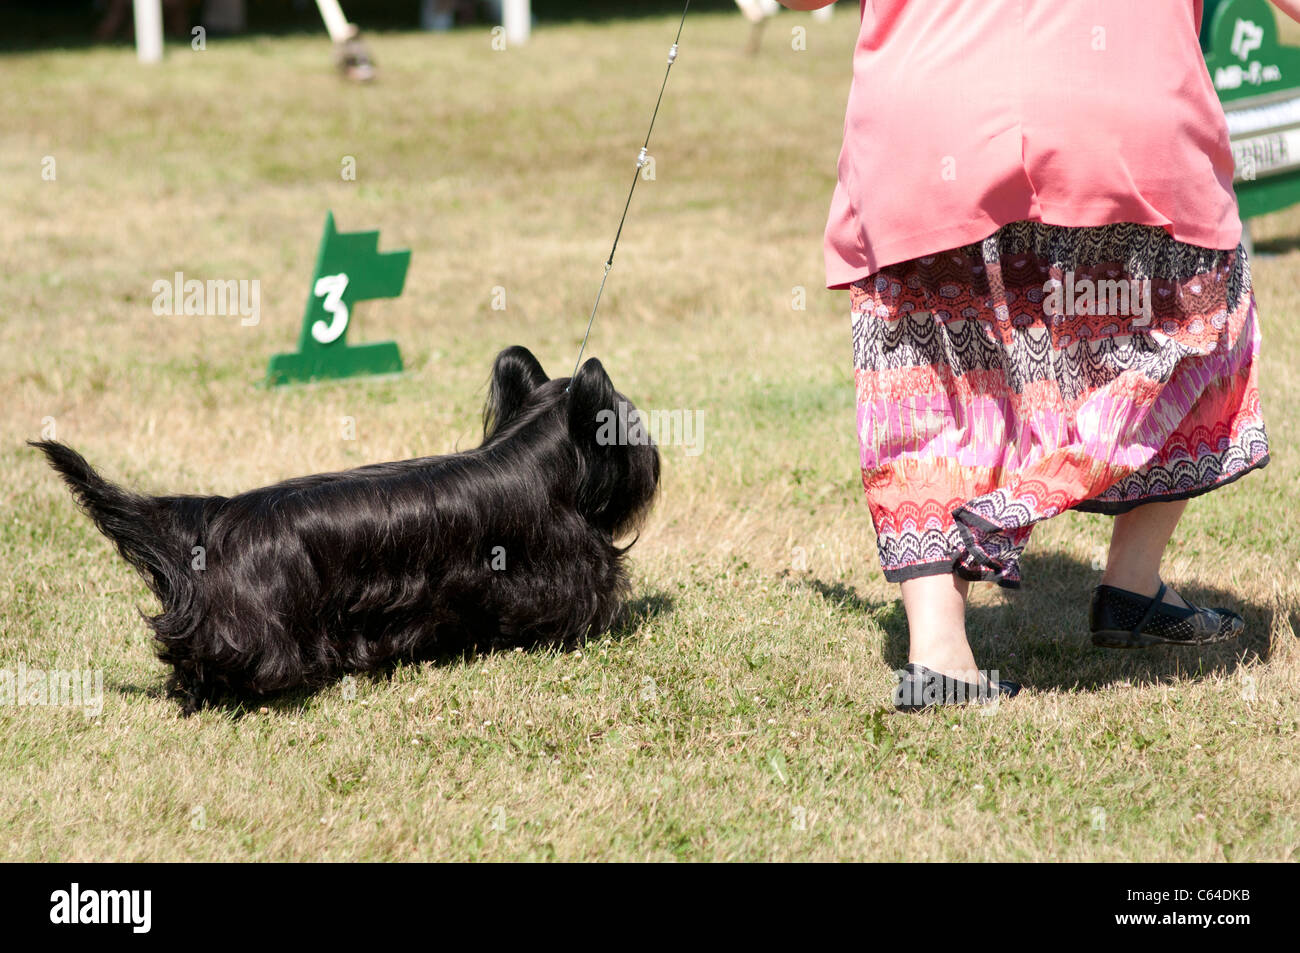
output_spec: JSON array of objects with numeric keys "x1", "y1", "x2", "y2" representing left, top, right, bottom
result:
[{"x1": 34, "y1": 346, "x2": 659, "y2": 713}]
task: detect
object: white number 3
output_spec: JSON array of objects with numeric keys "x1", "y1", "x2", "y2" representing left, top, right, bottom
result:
[{"x1": 312, "y1": 273, "x2": 350, "y2": 343}]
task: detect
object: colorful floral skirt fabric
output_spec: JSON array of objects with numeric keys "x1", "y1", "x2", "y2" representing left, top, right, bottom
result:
[{"x1": 849, "y1": 222, "x2": 1269, "y2": 587}]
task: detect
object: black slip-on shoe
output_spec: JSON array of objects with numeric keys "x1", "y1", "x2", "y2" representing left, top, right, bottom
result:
[
  {"x1": 893, "y1": 662, "x2": 1021, "y2": 713},
  {"x1": 1090, "y1": 582, "x2": 1244, "y2": 648}
]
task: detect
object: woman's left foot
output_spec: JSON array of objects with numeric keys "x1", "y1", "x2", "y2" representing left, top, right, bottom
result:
[
  {"x1": 894, "y1": 663, "x2": 1020, "y2": 712},
  {"x1": 1090, "y1": 582, "x2": 1244, "y2": 648}
]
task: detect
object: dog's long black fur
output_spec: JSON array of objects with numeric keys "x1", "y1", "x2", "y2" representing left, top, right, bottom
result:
[{"x1": 33, "y1": 346, "x2": 659, "y2": 713}]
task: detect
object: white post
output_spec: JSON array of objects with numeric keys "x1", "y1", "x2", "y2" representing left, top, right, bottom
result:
[
  {"x1": 504, "y1": 0, "x2": 530, "y2": 46},
  {"x1": 133, "y1": 0, "x2": 163, "y2": 64},
  {"x1": 315, "y1": 0, "x2": 355, "y2": 43}
]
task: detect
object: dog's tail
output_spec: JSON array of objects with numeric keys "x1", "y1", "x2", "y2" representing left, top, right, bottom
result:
[{"x1": 31, "y1": 440, "x2": 205, "y2": 614}]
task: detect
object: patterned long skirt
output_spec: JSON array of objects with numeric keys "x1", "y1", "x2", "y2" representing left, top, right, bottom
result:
[{"x1": 850, "y1": 222, "x2": 1269, "y2": 588}]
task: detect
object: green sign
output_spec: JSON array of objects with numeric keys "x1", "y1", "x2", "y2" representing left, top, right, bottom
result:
[
  {"x1": 1202, "y1": 0, "x2": 1300, "y2": 218},
  {"x1": 266, "y1": 211, "x2": 410, "y2": 386}
]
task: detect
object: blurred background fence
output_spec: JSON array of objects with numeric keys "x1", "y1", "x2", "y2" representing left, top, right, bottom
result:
[{"x1": 6, "y1": 0, "x2": 746, "y2": 50}]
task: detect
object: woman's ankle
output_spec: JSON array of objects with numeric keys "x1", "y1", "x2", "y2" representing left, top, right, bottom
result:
[
  {"x1": 1099, "y1": 569, "x2": 1161, "y2": 596},
  {"x1": 907, "y1": 638, "x2": 980, "y2": 682},
  {"x1": 1099, "y1": 571, "x2": 1189, "y2": 608}
]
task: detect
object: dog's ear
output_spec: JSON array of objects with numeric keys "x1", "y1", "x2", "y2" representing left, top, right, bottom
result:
[
  {"x1": 566, "y1": 356, "x2": 659, "y2": 536},
  {"x1": 566, "y1": 357, "x2": 618, "y2": 445},
  {"x1": 483, "y1": 346, "x2": 550, "y2": 438}
]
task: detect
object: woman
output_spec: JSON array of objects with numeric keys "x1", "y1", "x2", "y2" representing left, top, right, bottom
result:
[{"x1": 782, "y1": 0, "x2": 1294, "y2": 709}]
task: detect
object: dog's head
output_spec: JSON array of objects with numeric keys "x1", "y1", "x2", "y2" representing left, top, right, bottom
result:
[{"x1": 482, "y1": 345, "x2": 660, "y2": 539}]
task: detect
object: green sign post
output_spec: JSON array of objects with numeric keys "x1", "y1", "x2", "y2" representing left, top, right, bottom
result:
[
  {"x1": 1203, "y1": 0, "x2": 1300, "y2": 223},
  {"x1": 266, "y1": 211, "x2": 410, "y2": 386}
]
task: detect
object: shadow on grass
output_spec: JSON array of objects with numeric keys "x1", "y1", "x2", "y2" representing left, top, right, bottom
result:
[
  {"x1": 798, "y1": 549, "x2": 1278, "y2": 694},
  {"x1": 107, "y1": 588, "x2": 676, "y2": 717},
  {"x1": 1251, "y1": 233, "x2": 1300, "y2": 257}
]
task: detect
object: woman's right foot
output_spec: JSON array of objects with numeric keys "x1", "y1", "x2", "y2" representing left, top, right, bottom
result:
[{"x1": 1090, "y1": 582, "x2": 1244, "y2": 648}]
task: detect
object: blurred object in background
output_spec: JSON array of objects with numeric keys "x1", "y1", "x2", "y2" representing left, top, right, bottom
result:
[
  {"x1": 421, "y1": 0, "x2": 504, "y2": 31},
  {"x1": 315, "y1": 0, "x2": 376, "y2": 81},
  {"x1": 203, "y1": 0, "x2": 246, "y2": 33},
  {"x1": 8, "y1": 1, "x2": 755, "y2": 54},
  {"x1": 736, "y1": 0, "x2": 833, "y2": 55},
  {"x1": 734, "y1": 0, "x2": 780, "y2": 24},
  {"x1": 333, "y1": 28, "x2": 376, "y2": 83},
  {"x1": 94, "y1": 0, "x2": 197, "y2": 41}
]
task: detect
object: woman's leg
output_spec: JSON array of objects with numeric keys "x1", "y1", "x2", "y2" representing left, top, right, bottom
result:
[
  {"x1": 1100, "y1": 499, "x2": 1190, "y2": 607},
  {"x1": 1094, "y1": 498, "x2": 1246, "y2": 645},
  {"x1": 901, "y1": 572, "x2": 979, "y2": 679}
]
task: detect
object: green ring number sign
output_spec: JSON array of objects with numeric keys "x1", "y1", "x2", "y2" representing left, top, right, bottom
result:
[
  {"x1": 1203, "y1": 0, "x2": 1300, "y2": 219},
  {"x1": 266, "y1": 211, "x2": 411, "y2": 386}
]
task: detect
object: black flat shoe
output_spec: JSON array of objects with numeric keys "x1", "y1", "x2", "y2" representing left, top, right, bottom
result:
[
  {"x1": 893, "y1": 663, "x2": 1020, "y2": 712},
  {"x1": 1090, "y1": 582, "x2": 1244, "y2": 648}
]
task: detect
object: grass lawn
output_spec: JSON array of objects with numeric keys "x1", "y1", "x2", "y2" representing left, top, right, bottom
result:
[{"x1": 1, "y1": 12, "x2": 1298, "y2": 861}]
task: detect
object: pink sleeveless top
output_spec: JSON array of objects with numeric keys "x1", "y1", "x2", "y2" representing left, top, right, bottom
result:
[{"x1": 824, "y1": 0, "x2": 1242, "y2": 288}]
